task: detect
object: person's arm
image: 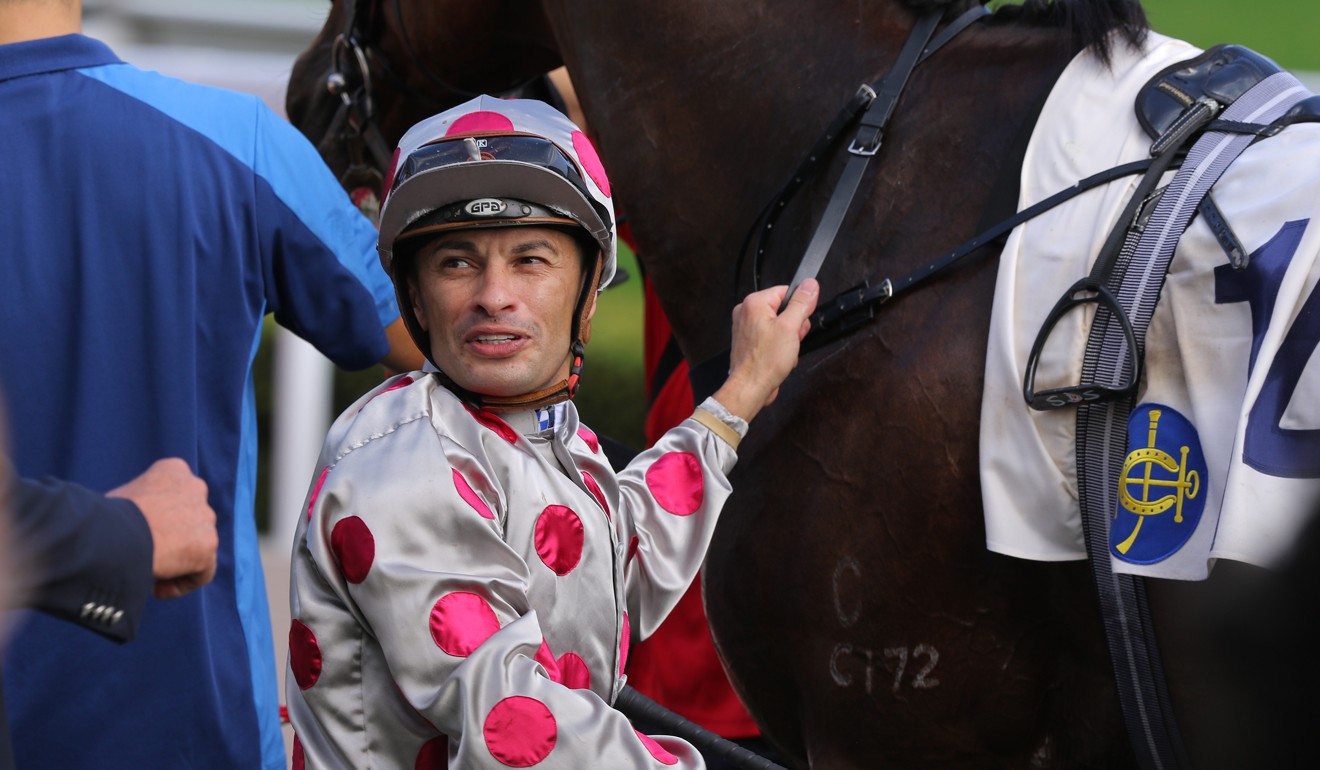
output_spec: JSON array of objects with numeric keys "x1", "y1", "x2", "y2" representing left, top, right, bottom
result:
[
  {"x1": 8, "y1": 474, "x2": 152, "y2": 641},
  {"x1": 250, "y1": 102, "x2": 420, "y2": 374},
  {"x1": 380, "y1": 317, "x2": 426, "y2": 375},
  {"x1": 5, "y1": 458, "x2": 217, "y2": 641}
]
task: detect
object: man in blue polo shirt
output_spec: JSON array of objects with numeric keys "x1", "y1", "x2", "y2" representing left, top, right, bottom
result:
[{"x1": 0, "y1": 1, "x2": 423, "y2": 767}]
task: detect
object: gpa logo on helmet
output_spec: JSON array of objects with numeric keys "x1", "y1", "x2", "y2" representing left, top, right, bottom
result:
[{"x1": 465, "y1": 198, "x2": 507, "y2": 217}]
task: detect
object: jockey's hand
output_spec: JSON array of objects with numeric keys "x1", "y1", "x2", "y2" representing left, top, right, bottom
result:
[{"x1": 715, "y1": 278, "x2": 818, "y2": 423}]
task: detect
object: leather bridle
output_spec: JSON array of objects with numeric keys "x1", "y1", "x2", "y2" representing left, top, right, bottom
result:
[
  {"x1": 316, "y1": 0, "x2": 400, "y2": 219},
  {"x1": 737, "y1": 5, "x2": 992, "y2": 330},
  {"x1": 317, "y1": 0, "x2": 548, "y2": 218}
]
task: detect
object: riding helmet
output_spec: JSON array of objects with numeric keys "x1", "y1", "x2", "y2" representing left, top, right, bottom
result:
[{"x1": 376, "y1": 95, "x2": 617, "y2": 411}]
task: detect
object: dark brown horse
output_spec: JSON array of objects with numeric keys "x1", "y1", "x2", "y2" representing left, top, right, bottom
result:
[{"x1": 287, "y1": 2, "x2": 1320, "y2": 767}]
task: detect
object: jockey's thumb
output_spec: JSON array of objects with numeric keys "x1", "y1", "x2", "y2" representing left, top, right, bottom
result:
[{"x1": 783, "y1": 278, "x2": 820, "y2": 321}]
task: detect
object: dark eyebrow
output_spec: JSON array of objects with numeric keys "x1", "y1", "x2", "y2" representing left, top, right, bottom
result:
[
  {"x1": 430, "y1": 238, "x2": 478, "y2": 253},
  {"x1": 510, "y1": 238, "x2": 561, "y2": 255},
  {"x1": 428, "y1": 237, "x2": 561, "y2": 255}
]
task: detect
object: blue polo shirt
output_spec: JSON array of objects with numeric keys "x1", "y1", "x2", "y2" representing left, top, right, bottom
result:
[{"x1": 0, "y1": 35, "x2": 396, "y2": 769}]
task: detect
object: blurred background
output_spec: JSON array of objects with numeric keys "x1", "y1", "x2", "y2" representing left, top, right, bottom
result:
[{"x1": 76, "y1": 0, "x2": 1320, "y2": 764}]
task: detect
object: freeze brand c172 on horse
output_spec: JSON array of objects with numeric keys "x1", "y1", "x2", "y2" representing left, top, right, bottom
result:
[{"x1": 286, "y1": 1, "x2": 1320, "y2": 767}]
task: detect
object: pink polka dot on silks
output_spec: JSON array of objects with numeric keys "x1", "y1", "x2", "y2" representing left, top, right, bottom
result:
[
  {"x1": 415, "y1": 736, "x2": 449, "y2": 770},
  {"x1": 644, "y1": 452, "x2": 705, "y2": 515},
  {"x1": 534, "y1": 641, "x2": 562, "y2": 682},
  {"x1": 463, "y1": 403, "x2": 519, "y2": 444},
  {"x1": 446, "y1": 111, "x2": 515, "y2": 136},
  {"x1": 634, "y1": 730, "x2": 680, "y2": 766},
  {"x1": 291, "y1": 736, "x2": 304, "y2": 770},
  {"x1": 484, "y1": 696, "x2": 557, "y2": 767},
  {"x1": 453, "y1": 468, "x2": 495, "y2": 520},
  {"x1": 534, "y1": 505, "x2": 585, "y2": 576},
  {"x1": 556, "y1": 652, "x2": 591, "y2": 690},
  {"x1": 581, "y1": 471, "x2": 610, "y2": 518},
  {"x1": 289, "y1": 619, "x2": 322, "y2": 690},
  {"x1": 376, "y1": 374, "x2": 415, "y2": 397},
  {"x1": 577, "y1": 425, "x2": 601, "y2": 454},
  {"x1": 330, "y1": 516, "x2": 375, "y2": 584},
  {"x1": 535, "y1": 642, "x2": 593, "y2": 690},
  {"x1": 619, "y1": 612, "x2": 631, "y2": 678},
  {"x1": 430, "y1": 591, "x2": 501, "y2": 657},
  {"x1": 571, "y1": 130, "x2": 612, "y2": 198},
  {"x1": 306, "y1": 466, "x2": 330, "y2": 521}
]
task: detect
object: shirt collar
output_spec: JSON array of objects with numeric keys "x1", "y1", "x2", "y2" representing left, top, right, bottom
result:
[
  {"x1": 499, "y1": 403, "x2": 567, "y2": 438},
  {"x1": 0, "y1": 34, "x2": 121, "y2": 84}
]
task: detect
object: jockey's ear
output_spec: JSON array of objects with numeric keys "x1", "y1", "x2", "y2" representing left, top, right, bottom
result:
[
  {"x1": 407, "y1": 277, "x2": 429, "y2": 333},
  {"x1": 577, "y1": 248, "x2": 603, "y2": 346}
]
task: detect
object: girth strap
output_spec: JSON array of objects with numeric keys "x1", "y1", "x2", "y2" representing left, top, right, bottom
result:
[{"x1": 1076, "y1": 70, "x2": 1312, "y2": 770}]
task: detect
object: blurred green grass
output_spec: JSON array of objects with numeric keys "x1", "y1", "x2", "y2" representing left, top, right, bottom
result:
[
  {"x1": 985, "y1": 1, "x2": 1320, "y2": 70},
  {"x1": 1141, "y1": 0, "x2": 1320, "y2": 71},
  {"x1": 575, "y1": 238, "x2": 647, "y2": 450}
]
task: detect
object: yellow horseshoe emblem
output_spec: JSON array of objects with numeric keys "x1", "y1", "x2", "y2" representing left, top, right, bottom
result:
[{"x1": 1115, "y1": 409, "x2": 1200, "y2": 555}]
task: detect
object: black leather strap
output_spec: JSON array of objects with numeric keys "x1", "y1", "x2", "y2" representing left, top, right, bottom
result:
[
  {"x1": 698, "y1": 6, "x2": 990, "y2": 400},
  {"x1": 742, "y1": 5, "x2": 990, "y2": 297},
  {"x1": 780, "y1": 9, "x2": 946, "y2": 304}
]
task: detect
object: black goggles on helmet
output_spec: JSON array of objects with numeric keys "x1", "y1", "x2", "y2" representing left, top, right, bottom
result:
[{"x1": 390, "y1": 134, "x2": 592, "y2": 202}]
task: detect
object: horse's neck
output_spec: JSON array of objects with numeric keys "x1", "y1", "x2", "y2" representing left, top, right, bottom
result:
[{"x1": 547, "y1": 1, "x2": 1077, "y2": 365}]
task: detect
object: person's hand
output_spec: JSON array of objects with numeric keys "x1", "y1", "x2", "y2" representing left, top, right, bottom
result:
[
  {"x1": 108, "y1": 458, "x2": 218, "y2": 600},
  {"x1": 714, "y1": 278, "x2": 819, "y2": 423}
]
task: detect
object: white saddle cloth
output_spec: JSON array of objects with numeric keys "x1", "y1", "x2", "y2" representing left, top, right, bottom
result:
[{"x1": 979, "y1": 32, "x2": 1320, "y2": 580}]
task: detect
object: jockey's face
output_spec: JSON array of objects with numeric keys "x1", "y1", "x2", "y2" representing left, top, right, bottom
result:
[{"x1": 408, "y1": 227, "x2": 592, "y2": 398}]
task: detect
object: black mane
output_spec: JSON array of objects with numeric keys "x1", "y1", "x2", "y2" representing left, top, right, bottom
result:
[{"x1": 903, "y1": 0, "x2": 1150, "y2": 64}]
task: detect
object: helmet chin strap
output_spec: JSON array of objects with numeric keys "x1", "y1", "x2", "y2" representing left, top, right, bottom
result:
[
  {"x1": 457, "y1": 339, "x2": 584, "y2": 413},
  {"x1": 440, "y1": 254, "x2": 602, "y2": 414}
]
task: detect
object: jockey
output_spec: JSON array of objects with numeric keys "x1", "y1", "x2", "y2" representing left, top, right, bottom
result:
[{"x1": 285, "y1": 95, "x2": 818, "y2": 768}]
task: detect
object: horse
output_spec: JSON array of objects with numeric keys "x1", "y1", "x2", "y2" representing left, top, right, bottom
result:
[{"x1": 286, "y1": 2, "x2": 1320, "y2": 767}]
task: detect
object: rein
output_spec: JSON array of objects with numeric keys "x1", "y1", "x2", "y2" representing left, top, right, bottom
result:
[
  {"x1": 706, "y1": 10, "x2": 1305, "y2": 394},
  {"x1": 744, "y1": 5, "x2": 991, "y2": 310},
  {"x1": 740, "y1": 1, "x2": 1133, "y2": 355},
  {"x1": 736, "y1": 14, "x2": 1256, "y2": 363},
  {"x1": 693, "y1": 5, "x2": 990, "y2": 399}
]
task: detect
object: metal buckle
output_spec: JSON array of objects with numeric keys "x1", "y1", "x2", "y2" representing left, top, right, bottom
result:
[
  {"x1": 848, "y1": 126, "x2": 882, "y2": 156},
  {"x1": 1023, "y1": 279, "x2": 1143, "y2": 411},
  {"x1": 801, "y1": 279, "x2": 893, "y2": 353}
]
